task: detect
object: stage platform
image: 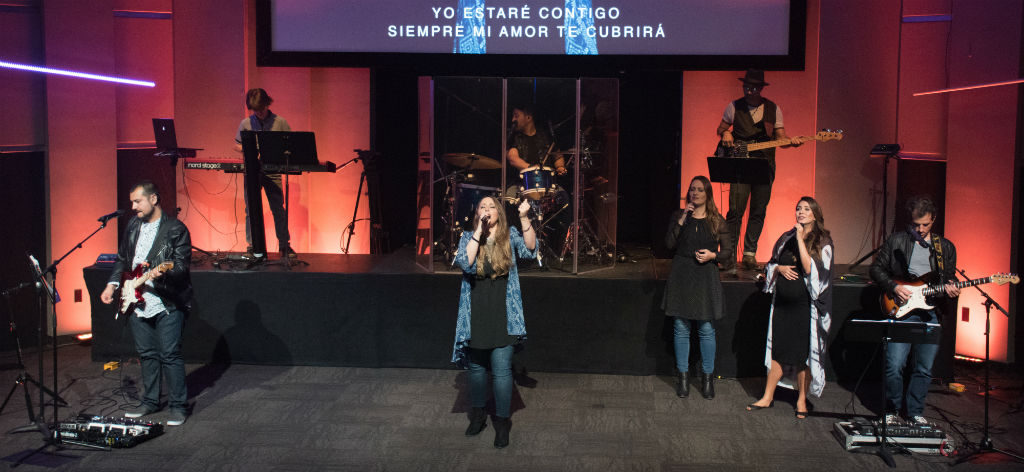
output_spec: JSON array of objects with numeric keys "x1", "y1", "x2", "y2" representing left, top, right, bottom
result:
[{"x1": 84, "y1": 248, "x2": 952, "y2": 381}]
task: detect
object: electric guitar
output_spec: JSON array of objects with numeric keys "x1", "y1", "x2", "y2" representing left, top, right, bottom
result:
[
  {"x1": 117, "y1": 262, "x2": 174, "y2": 319},
  {"x1": 880, "y1": 272, "x2": 1019, "y2": 320},
  {"x1": 715, "y1": 130, "x2": 844, "y2": 158}
]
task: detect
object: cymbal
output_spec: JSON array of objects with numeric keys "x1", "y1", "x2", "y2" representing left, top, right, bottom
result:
[{"x1": 443, "y1": 153, "x2": 501, "y2": 170}]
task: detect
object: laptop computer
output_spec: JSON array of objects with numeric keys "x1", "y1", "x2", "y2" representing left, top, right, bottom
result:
[{"x1": 152, "y1": 118, "x2": 202, "y2": 158}]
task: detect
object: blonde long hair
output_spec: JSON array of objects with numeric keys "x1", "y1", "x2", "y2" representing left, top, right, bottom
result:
[{"x1": 473, "y1": 197, "x2": 512, "y2": 278}]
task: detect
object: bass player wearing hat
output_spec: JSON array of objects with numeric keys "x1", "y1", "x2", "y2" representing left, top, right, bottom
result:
[{"x1": 716, "y1": 69, "x2": 806, "y2": 273}]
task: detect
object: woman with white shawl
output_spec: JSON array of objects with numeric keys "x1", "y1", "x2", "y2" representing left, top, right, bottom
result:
[{"x1": 746, "y1": 196, "x2": 833, "y2": 419}]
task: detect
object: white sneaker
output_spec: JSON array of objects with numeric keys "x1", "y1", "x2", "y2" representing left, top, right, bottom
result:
[
  {"x1": 910, "y1": 415, "x2": 930, "y2": 425},
  {"x1": 884, "y1": 414, "x2": 901, "y2": 425}
]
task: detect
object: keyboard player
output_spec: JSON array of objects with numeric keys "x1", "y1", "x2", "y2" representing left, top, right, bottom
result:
[{"x1": 234, "y1": 88, "x2": 294, "y2": 258}]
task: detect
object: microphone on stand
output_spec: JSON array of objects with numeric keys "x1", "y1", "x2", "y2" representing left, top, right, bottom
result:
[
  {"x1": 907, "y1": 224, "x2": 936, "y2": 253},
  {"x1": 98, "y1": 209, "x2": 125, "y2": 223}
]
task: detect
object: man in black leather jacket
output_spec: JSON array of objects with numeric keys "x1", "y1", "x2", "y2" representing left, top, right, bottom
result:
[
  {"x1": 870, "y1": 196, "x2": 959, "y2": 425},
  {"x1": 100, "y1": 180, "x2": 192, "y2": 425}
]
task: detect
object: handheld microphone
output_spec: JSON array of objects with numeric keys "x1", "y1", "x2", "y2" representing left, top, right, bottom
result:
[{"x1": 98, "y1": 209, "x2": 125, "y2": 223}]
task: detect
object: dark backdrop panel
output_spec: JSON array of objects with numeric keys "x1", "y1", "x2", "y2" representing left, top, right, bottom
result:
[
  {"x1": 894, "y1": 158, "x2": 946, "y2": 234},
  {"x1": 85, "y1": 265, "x2": 949, "y2": 384},
  {"x1": 0, "y1": 152, "x2": 46, "y2": 353},
  {"x1": 370, "y1": 68, "x2": 420, "y2": 253},
  {"x1": 617, "y1": 71, "x2": 682, "y2": 257},
  {"x1": 116, "y1": 149, "x2": 177, "y2": 239}
]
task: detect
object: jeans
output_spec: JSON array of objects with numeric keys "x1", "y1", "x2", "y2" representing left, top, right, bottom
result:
[
  {"x1": 245, "y1": 173, "x2": 291, "y2": 249},
  {"x1": 726, "y1": 181, "x2": 772, "y2": 257},
  {"x1": 130, "y1": 308, "x2": 187, "y2": 413},
  {"x1": 885, "y1": 311, "x2": 940, "y2": 417},
  {"x1": 673, "y1": 318, "x2": 716, "y2": 375},
  {"x1": 467, "y1": 345, "x2": 514, "y2": 418}
]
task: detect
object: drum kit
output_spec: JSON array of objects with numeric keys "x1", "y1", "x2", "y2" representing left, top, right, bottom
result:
[{"x1": 436, "y1": 146, "x2": 612, "y2": 269}]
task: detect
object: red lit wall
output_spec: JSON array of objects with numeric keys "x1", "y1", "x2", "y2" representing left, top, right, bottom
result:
[
  {"x1": 681, "y1": 0, "x2": 821, "y2": 265},
  {"x1": 43, "y1": 0, "x2": 119, "y2": 334},
  {"x1": 943, "y1": 0, "x2": 1021, "y2": 361}
]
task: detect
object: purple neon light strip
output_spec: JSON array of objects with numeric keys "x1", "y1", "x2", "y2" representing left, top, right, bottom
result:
[{"x1": 0, "y1": 60, "x2": 155, "y2": 87}]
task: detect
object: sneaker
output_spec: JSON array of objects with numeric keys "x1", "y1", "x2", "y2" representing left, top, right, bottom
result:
[
  {"x1": 281, "y1": 246, "x2": 298, "y2": 258},
  {"x1": 883, "y1": 414, "x2": 901, "y2": 425},
  {"x1": 742, "y1": 254, "x2": 759, "y2": 270},
  {"x1": 166, "y1": 410, "x2": 187, "y2": 426},
  {"x1": 125, "y1": 405, "x2": 157, "y2": 418},
  {"x1": 910, "y1": 415, "x2": 930, "y2": 426}
]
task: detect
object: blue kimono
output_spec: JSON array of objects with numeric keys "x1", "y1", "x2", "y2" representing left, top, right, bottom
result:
[{"x1": 450, "y1": 227, "x2": 538, "y2": 367}]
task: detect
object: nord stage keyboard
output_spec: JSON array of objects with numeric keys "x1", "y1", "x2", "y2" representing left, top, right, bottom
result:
[
  {"x1": 833, "y1": 418, "x2": 954, "y2": 455},
  {"x1": 183, "y1": 158, "x2": 337, "y2": 174}
]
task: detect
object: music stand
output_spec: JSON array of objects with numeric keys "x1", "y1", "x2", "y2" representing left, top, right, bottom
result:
[
  {"x1": 706, "y1": 156, "x2": 773, "y2": 184},
  {"x1": 257, "y1": 131, "x2": 318, "y2": 267},
  {"x1": 846, "y1": 318, "x2": 941, "y2": 468}
]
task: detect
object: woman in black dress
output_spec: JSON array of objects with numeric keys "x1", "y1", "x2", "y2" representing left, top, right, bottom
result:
[
  {"x1": 663, "y1": 176, "x2": 731, "y2": 399},
  {"x1": 746, "y1": 197, "x2": 833, "y2": 418}
]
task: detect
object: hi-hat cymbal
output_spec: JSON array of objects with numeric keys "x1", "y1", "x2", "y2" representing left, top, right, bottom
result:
[{"x1": 443, "y1": 153, "x2": 501, "y2": 170}]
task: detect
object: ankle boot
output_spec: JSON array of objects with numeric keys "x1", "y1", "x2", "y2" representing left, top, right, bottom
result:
[
  {"x1": 676, "y1": 372, "x2": 690, "y2": 398},
  {"x1": 465, "y1": 407, "x2": 487, "y2": 436},
  {"x1": 701, "y1": 373, "x2": 715, "y2": 399},
  {"x1": 493, "y1": 416, "x2": 510, "y2": 448}
]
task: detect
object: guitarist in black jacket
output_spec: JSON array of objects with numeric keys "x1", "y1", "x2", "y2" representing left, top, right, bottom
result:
[
  {"x1": 100, "y1": 180, "x2": 192, "y2": 426},
  {"x1": 869, "y1": 196, "x2": 959, "y2": 425}
]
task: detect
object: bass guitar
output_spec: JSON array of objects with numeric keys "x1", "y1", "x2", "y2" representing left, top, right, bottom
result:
[
  {"x1": 715, "y1": 129, "x2": 844, "y2": 158},
  {"x1": 117, "y1": 261, "x2": 174, "y2": 319},
  {"x1": 880, "y1": 272, "x2": 1019, "y2": 320}
]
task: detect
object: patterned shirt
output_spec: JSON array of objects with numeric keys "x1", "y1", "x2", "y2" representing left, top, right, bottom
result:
[{"x1": 132, "y1": 219, "x2": 166, "y2": 319}]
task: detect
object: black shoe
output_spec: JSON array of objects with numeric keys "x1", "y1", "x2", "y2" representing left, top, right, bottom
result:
[
  {"x1": 676, "y1": 372, "x2": 690, "y2": 398},
  {"x1": 280, "y1": 246, "x2": 297, "y2": 258},
  {"x1": 493, "y1": 416, "x2": 510, "y2": 448},
  {"x1": 701, "y1": 373, "x2": 715, "y2": 399},
  {"x1": 465, "y1": 407, "x2": 487, "y2": 436}
]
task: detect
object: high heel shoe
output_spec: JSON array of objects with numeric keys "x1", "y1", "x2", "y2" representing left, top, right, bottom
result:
[{"x1": 746, "y1": 401, "x2": 774, "y2": 411}]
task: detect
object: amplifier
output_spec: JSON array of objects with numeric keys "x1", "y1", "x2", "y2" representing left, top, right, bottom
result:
[
  {"x1": 833, "y1": 418, "x2": 954, "y2": 455},
  {"x1": 55, "y1": 414, "x2": 164, "y2": 448}
]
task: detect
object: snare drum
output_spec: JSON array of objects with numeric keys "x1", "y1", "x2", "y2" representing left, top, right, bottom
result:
[{"x1": 519, "y1": 166, "x2": 555, "y2": 200}]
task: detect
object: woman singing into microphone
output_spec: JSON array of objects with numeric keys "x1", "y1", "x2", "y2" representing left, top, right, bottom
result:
[
  {"x1": 746, "y1": 196, "x2": 833, "y2": 419},
  {"x1": 663, "y1": 176, "x2": 731, "y2": 399},
  {"x1": 451, "y1": 196, "x2": 536, "y2": 448}
]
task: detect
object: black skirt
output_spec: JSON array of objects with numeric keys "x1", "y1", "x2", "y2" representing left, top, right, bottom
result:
[{"x1": 771, "y1": 238, "x2": 811, "y2": 366}]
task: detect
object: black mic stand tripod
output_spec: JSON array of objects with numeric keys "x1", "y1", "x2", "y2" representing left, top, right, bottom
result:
[
  {"x1": 0, "y1": 283, "x2": 67, "y2": 424},
  {"x1": 953, "y1": 268, "x2": 1024, "y2": 464}
]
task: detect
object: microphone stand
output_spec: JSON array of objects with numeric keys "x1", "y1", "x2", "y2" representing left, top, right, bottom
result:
[
  {"x1": 340, "y1": 150, "x2": 372, "y2": 254},
  {"x1": 10, "y1": 217, "x2": 117, "y2": 463},
  {"x1": 953, "y1": 268, "x2": 1024, "y2": 464}
]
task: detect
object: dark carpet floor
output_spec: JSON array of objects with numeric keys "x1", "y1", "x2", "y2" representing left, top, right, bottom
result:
[{"x1": 1, "y1": 344, "x2": 1023, "y2": 471}]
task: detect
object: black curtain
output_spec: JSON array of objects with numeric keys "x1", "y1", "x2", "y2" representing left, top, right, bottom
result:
[
  {"x1": 617, "y1": 71, "x2": 683, "y2": 258},
  {"x1": 0, "y1": 152, "x2": 46, "y2": 352},
  {"x1": 369, "y1": 68, "x2": 420, "y2": 253}
]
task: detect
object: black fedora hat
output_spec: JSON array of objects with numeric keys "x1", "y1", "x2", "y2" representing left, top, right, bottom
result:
[{"x1": 738, "y1": 69, "x2": 769, "y2": 86}]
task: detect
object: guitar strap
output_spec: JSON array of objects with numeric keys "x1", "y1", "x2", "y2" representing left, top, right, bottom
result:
[{"x1": 931, "y1": 233, "x2": 944, "y2": 275}]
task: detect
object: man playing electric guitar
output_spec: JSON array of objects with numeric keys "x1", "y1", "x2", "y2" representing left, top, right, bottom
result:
[
  {"x1": 716, "y1": 69, "x2": 806, "y2": 273},
  {"x1": 100, "y1": 180, "x2": 192, "y2": 426},
  {"x1": 869, "y1": 196, "x2": 959, "y2": 426}
]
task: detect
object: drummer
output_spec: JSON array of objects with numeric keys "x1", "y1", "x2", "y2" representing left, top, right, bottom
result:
[{"x1": 507, "y1": 104, "x2": 566, "y2": 176}]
